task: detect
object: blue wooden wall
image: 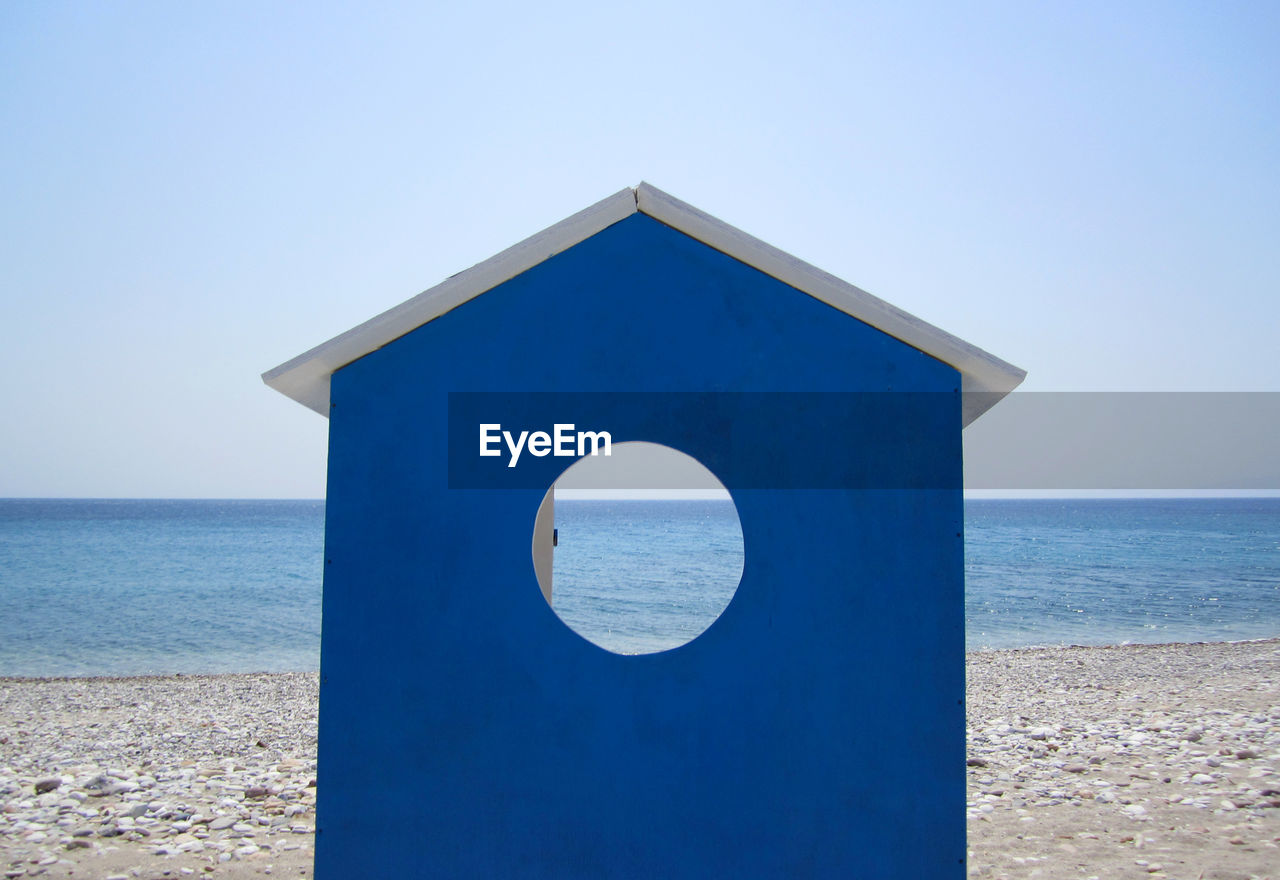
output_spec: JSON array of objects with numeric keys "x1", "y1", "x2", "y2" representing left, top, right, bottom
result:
[{"x1": 319, "y1": 214, "x2": 965, "y2": 877}]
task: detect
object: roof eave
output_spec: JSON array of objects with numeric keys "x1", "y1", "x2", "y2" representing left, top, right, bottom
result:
[{"x1": 263, "y1": 183, "x2": 1025, "y2": 425}]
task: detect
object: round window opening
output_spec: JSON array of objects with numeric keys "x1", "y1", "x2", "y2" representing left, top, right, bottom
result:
[{"x1": 531, "y1": 442, "x2": 745, "y2": 655}]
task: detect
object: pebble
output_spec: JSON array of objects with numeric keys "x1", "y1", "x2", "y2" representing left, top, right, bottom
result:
[{"x1": 32, "y1": 778, "x2": 61, "y2": 795}]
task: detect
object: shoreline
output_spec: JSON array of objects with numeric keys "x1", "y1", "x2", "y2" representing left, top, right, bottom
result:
[
  {"x1": 4, "y1": 635, "x2": 1277, "y2": 684},
  {"x1": 3, "y1": 640, "x2": 1278, "y2": 879},
  {"x1": 969, "y1": 634, "x2": 1280, "y2": 653}
]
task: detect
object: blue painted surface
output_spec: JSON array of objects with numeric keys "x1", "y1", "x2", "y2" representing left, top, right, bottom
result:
[
  {"x1": 447, "y1": 391, "x2": 961, "y2": 490},
  {"x1": 318, "y1": 214, "x2": 964, "y2": 877}
]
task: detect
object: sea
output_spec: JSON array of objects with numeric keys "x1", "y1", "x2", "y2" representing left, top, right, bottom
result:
[{"x1": 0, "y1": 497, "x2": 1277, "y2": 677}]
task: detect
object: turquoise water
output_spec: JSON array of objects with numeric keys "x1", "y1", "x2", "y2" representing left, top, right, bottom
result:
[
  {"x1": 0, "y1": 498, "x2": 1277, "y2": 676},
  {"x1": 0, "y1": 499, "x2": 323, "y2": 677},
  {"x1": 550, "y1": 499, "x2": 745, "y2": 654},
  {"x1": 965, "y1": 498, "x2": 1280, "y2": 649}
]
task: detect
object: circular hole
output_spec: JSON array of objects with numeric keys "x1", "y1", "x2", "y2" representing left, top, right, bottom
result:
[{"x1": 531, "y1": 442, "x2": 745, "y2": 654}]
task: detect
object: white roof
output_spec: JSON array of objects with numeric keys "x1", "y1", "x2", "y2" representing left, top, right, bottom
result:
[{"x1": 263, "y1": 183, "x2": 1025, "y2": 425}]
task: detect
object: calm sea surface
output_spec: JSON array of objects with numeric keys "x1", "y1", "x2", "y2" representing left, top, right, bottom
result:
[{"x1": 0, "y1": 498, "x2": 1276, "y2": 676}]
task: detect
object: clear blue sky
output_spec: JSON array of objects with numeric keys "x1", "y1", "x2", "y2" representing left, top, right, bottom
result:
[{"x1": 2, "y1": 1, "x2": 1276, "y2": 498}]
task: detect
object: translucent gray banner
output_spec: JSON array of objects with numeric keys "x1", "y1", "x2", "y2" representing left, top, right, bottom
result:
[{"x1": 963, "y1": 392, "x2": 1280, "y2": 490}]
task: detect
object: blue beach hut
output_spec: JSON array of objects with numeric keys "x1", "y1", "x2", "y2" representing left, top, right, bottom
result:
[{"x1": 264, "y1": 184, "x2": 1024, "y2": 878}]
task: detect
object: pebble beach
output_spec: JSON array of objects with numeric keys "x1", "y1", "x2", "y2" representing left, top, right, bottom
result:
[
  {"x1": 1, "y1": 675, "x2": 317, "y2": 879},
  {"x1": 967, "y1": 639, "x2": 1280, "y2": 880},
  {"x1": 2, "y1": 640, "x2": 1277, "y2": 879}
]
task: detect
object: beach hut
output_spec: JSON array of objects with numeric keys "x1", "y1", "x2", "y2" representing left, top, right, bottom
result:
[{"x1": 263, "y1": 183, "x2": 1024, "y2": 878}]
